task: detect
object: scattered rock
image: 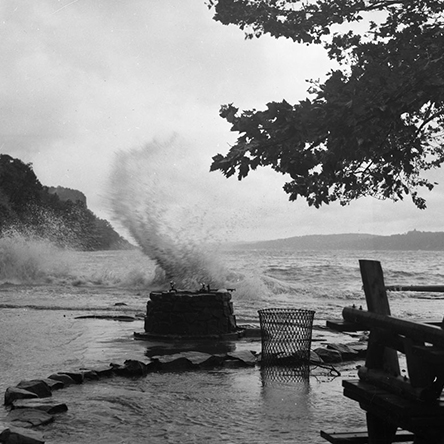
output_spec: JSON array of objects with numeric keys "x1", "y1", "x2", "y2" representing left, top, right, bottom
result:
[
  {"x1": 313, "y1": 347, "x2": 343, "y2": 363},
  {"x1": 77, "y1": 370, "x2": 99, "y2": 381},
  {"x1": 16, "y1": 381, "x2": 52, "y2": 399},
  {"x1": 55, "y1": 372, "x2": 84, "y2": 384},
  {"x1": 40, "y1": 379, "x2": 64, "y2": 391},
  {"x1": 0, "y1": 425, "x2": 45, "y2": 444},
  {"x1": 47, "y1": 374, "x2": 75, "y2": 386},
  {"x1": 175, "y1": 351, "x2": 216, "y2": 366},
  {"x1": 4, "y1": 388, "x2": 38, "y2": 407},
  {"x1": 326, "y1": 343, "x2": 359, "y2": 360},
  {"x1": 152, "y1": 355, "x2": 196, "y2": 372},
  {"x1": 346, "y1": 341, "x2": 368, "y2": 358},
  {"x1": 226, "y1": 350, "x2": 257, "y2": 366},
  {"x1": 110, "y1": 360, "x2": 148, "y2": 377},
  {"x1": 309, "y1": 350, "x2": 324, "y2": 364},
  {"x1": 81, "y1": 365, "x2": 114, "y2": 378},
  {"x1": 12, "y1": 399, "x2": 68, "y2": 414},
  {"x1": 7, "y1": 409, "x2": 54, "y2": 428}
]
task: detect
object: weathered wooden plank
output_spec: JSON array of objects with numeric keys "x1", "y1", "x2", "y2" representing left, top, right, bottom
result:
[
  {"x1": 411, "y1": 345, "x2": 444, "y2": 363},
  {"x1": 359, "y1": 260, "x2": 391, "y2": 315},
  {"x1": 357, "y1": 366, "x2": 437, "y2": 401},
  {"x1": 359, "y1": 260, "x2": 400, "y2": 377},
  {"x1": 343, "y1": 380, "x2": 444, "y2": 419},
  {"x1": 342, "y1": 307, "x2": 444, "y2": 348}
]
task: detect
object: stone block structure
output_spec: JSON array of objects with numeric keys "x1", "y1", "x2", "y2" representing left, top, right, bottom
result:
[{"x1": 144, "y1": 290, "x2": 238, "y2": 338}]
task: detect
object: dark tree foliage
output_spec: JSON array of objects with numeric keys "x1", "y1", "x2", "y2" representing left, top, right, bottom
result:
[
  {"x1": 208, "y1": 0, "x2": 444, "y2": 208},
  {"x1": 0, "y1": 154, "x2": 42, "y2": 214},
  {"x1": 0, "y1": 154, "x2": 130, "y2": 250}
]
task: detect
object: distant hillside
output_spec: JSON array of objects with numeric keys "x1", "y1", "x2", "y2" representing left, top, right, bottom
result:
[{"x1": 234, "y1": 230, "x2": 444, "y2": 251}]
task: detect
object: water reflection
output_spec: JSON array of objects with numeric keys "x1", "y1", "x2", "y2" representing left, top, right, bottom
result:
[
  {"x1": 261, "y1": 364, "x2": 310, "y2": 386},
  {"x1": 259, "y1": 365, "x2": 313, "y2": 444}
]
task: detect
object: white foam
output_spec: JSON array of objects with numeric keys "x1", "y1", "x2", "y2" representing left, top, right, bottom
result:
[{"x1": 107, "y1": 140, "x2": 236, "y2": 289}]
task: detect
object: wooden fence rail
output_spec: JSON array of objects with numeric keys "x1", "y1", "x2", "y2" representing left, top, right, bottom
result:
[{"x1": 321, "y1": 259, "x2": 444, "y2": 444}]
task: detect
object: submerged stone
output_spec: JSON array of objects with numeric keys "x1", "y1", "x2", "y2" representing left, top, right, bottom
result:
[
  {"x1": 16, "y1": 381, "x2": 52, "y2": 399},
  {"x1": 40, "y1": 379, "x2": 64, "y2": 391},
  {"x1": 81, "y1": 365, "x2": 114, "y2": 378},
  {"x1": 47, "y1": 373, "x2": 76, "y2": 386},
  {"x1": 313, "y1": 347, "x2": 342, "y2": 363},
  {"x1": 0, "y1": 425, "x2": 45, "y2": 444},
  {"x1": 4, "y1": 388, "x2": 38, "y2": 407},
  {"x1": 55, "y1": 372, "x2": 84, "y2": 384},
  {"x1": 7, "y1": 409, "x2": 54, "y2": 428},
  {"x1": 12, "y1": 399, "x2": 68, "y2": 414},
  {"x1": 226, "y1": 351, "x2": 257, "y2": 366},
  {"x1": 111, "y1": 360, "x2": 148, "y2": 377},
  {"x1": 153, "y1": 355, "x2": 196, "y2": 371}
]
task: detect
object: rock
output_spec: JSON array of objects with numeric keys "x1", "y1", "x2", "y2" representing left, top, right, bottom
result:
[
  {"x1": 176, "y1": 351, "x2": 215, "y2": 366},
  {"x1": 7, "y1": 409, "x2": 54, "y2": 428},
  {"x1": 40, "y1": 379, "x2": 64, "y2": 391},
  {"x1": 55, "y1": 372, "x2": 84, "y2": 384},
  {"x1": 226, "y1": 350, "x2": 257, "y2": 366},
  {"x1": 309, "y1": 350, "x2": 324, "y2": 364},
  {"x1": 153, "y1": 355, "x2": 196, "y2": 371},
  {"x1": 4, "y1": 388, "x2": 38, "y2": 407},
  {"x1": 0, "y1": 425, "x2": 45, "y2": 444},
  {"x1": 326, "y1": 343, "x2": 359, "y2": 360},
  {"x1": 313, "y1": 347, "x2": 342, "y2": 363},
  {"x1": 16, "y1": 381, "x2": 52, "y2": 399},
  {"x1": 111, "y1": 360, "x2": 148, "y2": 377},
  {"x1": 47, "y1": 374, "x2": 75, "y2": 386},
  {"x1": 145, "y1": 360, "x2": 162, "y2": 373},
  {"x1": 346, "y1": 341, "x2": 368, "y2": 358},
  {"x1": 12, "y1": 399, "x2": 68, "y2": 414},
  {"x1": 78, "y1": 369, "x2": 99, "y2": 380},
  {"x1": 81, "y1": 366, "x2": 114, "y2": 378}
]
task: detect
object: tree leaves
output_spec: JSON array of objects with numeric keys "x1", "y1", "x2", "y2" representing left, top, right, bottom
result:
[{"x1": 208, "y1": 0, "x2": 444, "y2": 208}]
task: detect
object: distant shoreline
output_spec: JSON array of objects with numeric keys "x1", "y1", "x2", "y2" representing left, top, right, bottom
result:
[{"x1": 229, "y1": 230, "x2": 444, "y2": 251}]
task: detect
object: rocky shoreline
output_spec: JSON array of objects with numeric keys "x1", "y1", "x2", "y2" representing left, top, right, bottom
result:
[{"x1": 0, "y1": 324, "x2": 367, "y2": 444}]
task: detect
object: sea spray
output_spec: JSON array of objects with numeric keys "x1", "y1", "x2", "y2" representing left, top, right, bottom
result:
[
  {"x1": 107, "y1": 140, "x2": 235, "y2": 289},
  {"x1": 0, "y1": 231, "x2": 71, "y2": 284}
]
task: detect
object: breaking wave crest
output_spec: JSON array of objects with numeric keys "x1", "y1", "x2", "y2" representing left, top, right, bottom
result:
[
  {"x1": 0, "y1": 231, "x2": 71, "y2": 284},
  {"x1": 0, "y1": 231, "x2": 156, "y2": 287},
  {"x1": 107, "y1": 140, "x2": 235, "y2": 289}
]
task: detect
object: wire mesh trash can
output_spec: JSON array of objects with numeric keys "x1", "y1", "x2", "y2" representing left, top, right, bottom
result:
[{"x1": 258, "y1": 308, "x2": 315, "y2": 366}]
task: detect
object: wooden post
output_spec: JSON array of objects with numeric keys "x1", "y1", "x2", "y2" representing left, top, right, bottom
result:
[
  {"x1": 359, "y1": 260, "x2": 400, "y2": 375},
  {"x1": 359, "y1": 260, "x2": 398, "y2": 444}
]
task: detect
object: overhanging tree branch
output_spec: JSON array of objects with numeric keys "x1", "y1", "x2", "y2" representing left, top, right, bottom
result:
[{"x1": 208, "y1": 0, "x2": 444, "y2": 208}]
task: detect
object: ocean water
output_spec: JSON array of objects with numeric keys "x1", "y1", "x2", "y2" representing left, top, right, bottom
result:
[{"x1": 1, "y1": 233, "x2": 443, "y2": 443}]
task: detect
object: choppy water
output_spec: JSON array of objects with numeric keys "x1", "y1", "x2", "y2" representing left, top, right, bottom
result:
[{"x1": 1, "y1": 233, "x2": 443, "y2": 443}]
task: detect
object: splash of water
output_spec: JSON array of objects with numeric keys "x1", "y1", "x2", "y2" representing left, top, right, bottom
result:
[
  {"x1": 107, "y1": 140, "x2": 234, "y2": 289},
  {"x1": 0, "y1": 230, "x2": 71, "y2": 284}
]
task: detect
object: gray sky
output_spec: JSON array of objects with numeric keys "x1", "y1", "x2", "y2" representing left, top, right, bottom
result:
[{"x1": 2, "y1": 0, "x2": 444, "y2": 242}]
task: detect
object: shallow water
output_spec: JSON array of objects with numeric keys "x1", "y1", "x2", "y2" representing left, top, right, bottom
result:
[{"x1": 1, "y1": 246, "x2": 443, "y2": 442}]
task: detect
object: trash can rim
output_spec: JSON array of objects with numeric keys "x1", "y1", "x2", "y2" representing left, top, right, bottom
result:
[{"x1": 257, "y1": 308, "x2": 316, "y2": 315}]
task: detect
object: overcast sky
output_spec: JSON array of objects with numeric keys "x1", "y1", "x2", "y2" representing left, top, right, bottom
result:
[{"x1": 2, "y1": 0, "x2": 444, "y2": 242}]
